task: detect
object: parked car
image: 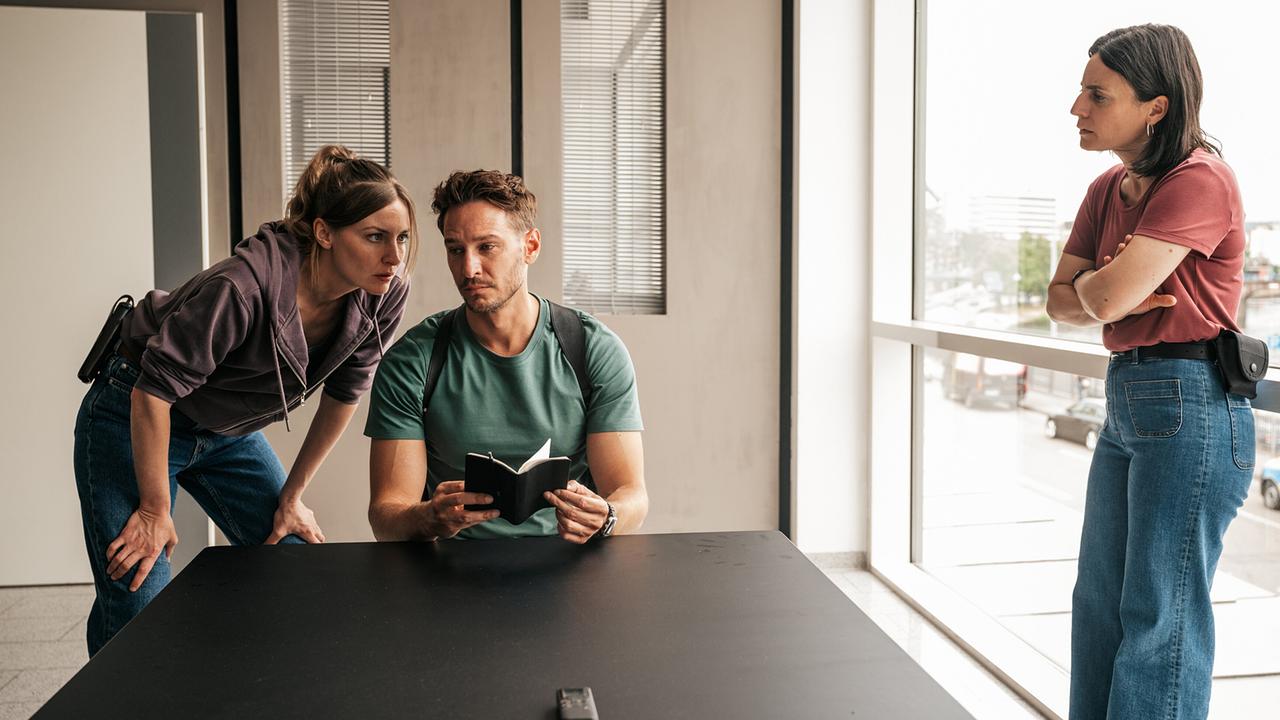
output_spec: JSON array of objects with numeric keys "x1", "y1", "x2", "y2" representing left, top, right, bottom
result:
[
  {"x1": 942, "y1": 353, "x2": 1027, "y2": 409},
  {"x1": 1046, "y1": 397, "x2": 1106, "y2": 451},
  {"x1": 1261, "y1": 458, "x2": 1280, "y2": 511}
]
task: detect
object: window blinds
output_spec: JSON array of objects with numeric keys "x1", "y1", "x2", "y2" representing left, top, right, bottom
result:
[
  {"x1": 279, "y1": 0, "x2": 390, "y2": 201},
  {"x1": 561, "y1": 0, "x2": 666, "y2": 315}
]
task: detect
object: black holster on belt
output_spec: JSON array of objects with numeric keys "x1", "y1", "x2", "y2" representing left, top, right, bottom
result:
[
  {"x1": 77, "y1": 295, "x2": 134, "y2": 384},
  {"x1": 1214, "y1": 329, "x2": 1269, "y2": 398}
]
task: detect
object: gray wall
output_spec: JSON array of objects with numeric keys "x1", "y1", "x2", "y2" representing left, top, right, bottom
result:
[
  {"x1": 0, "y1": 6, "x2": 155, "y2": 585},
  {"x1": 8, "y1": 0, "x2": 231, "y2": 263},
  {"x1": 237, "y1": 0, "x2": 283, "y2": 232},
  {"x1": 147, "y1": 12, "x2": 206, "y2": 291}
]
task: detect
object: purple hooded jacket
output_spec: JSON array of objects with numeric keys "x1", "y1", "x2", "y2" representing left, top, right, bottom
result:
[{"x1": 118, "y1": 222, "x2": 409, "y2": 436}]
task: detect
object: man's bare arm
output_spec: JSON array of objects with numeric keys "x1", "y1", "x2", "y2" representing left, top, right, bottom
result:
[
  {"x1": 587, "y1": 431, "x2": 647, "y2": 535},
  {"x1": 368, "y1": 439, "x2": 497, "y2": 541},
  {"x1": 368, "y1": 439, "x2": 433, "y2": 541}
]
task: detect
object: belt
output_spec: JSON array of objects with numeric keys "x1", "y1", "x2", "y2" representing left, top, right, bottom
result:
[{"x1": 1111, "y1": 341, "x2": 1215, "y2": 362}]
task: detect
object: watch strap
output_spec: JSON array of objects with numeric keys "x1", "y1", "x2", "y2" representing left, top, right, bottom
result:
[{"x1": 595, "y1": 502, "x2": 617, "y2": 539}]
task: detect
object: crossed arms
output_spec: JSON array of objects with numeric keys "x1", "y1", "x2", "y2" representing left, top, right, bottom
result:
[{"x1": 1046, "y1": 234, "x2": 1190, "y2": 326}]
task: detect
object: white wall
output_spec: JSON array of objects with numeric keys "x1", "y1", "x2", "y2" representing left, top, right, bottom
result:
[
  {"x1": 793, "y1": 0, "x2": 873, "y2": 554},
  {"x1": 0, "y1": 6, "x2": 155, "y2": 585}
]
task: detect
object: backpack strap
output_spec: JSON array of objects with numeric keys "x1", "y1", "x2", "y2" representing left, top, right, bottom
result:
[
  {"x1": 548, "y1": 300, "x2": 592, "y2": 407},
  {"x1": 421, "y1": 305, "x2": 462, "y2": 416},
  {"x1": 547, "y1": 301, "x2": 596, "y2": 493}
]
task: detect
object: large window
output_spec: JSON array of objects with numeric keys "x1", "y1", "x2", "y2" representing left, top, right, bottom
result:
[
  {"x1": 869, "y1": 2, "x2": 1280, "y2": 717},
  {"x1": 920, "y1": 1, "x2": 1280, "y2": 354},
  {"x1": 280, "y1": 0, "x2": 390, "y2": 199},
  {"x1": 560, "y1": 0, "x2": 666, "y2": 315}
]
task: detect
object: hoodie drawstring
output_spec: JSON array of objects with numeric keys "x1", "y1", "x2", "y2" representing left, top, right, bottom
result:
[
  {"x1": 270, "y1": 322, "x2": 292, "y2": 433},
  {"x1": 372, "y1": 291, "x2": 386, "y2": 359},
  {"x1": 240, "y1": 227, "x2": 292, "y2": 433}
]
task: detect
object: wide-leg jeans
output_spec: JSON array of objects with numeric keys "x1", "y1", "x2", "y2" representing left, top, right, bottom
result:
[
  {"x1": 1069, "y1": 355, "x2": 1253, "y2": 720},
  {"x1": 72, "y1": 355, "x2": 302, "y2": 656}
]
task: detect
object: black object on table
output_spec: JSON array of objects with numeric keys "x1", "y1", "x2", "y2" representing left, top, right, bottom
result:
[{"x1": 35, "y1": 531, "x2": 975, "y2": 719}]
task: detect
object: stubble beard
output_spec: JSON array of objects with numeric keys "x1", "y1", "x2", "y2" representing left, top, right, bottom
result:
[{"x1": 463, "y1": 268, "x2": 527, "y2": 314}]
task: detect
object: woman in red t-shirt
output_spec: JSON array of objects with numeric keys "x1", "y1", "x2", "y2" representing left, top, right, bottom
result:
[{"x1": 1047, "y1": 24, "x2": 1253, "y2": 720}]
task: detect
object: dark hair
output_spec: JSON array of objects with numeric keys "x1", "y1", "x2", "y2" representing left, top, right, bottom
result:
[
  {"x1": 431, "y1": 170, "x2": 537, "y2": 235},
  {"x1": 1089, "y1": 24, "x2": 1220, "y2": 178},
  {"x1": 283, "y1": 144, "x2": 419, "y2": 278}
]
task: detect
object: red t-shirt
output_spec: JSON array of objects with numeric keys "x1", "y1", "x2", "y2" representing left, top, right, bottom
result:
[{"x1": 1063, "y1": 149, "x2": 1244, "y2": 351}]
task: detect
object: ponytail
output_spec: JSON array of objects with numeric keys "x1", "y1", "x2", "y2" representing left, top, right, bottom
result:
[{"x1": 282, "y1": 144, "x2": 419, "y2": 281}]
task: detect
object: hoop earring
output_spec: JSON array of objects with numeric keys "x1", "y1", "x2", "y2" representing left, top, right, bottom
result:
[{"x1": 1146, "y1": 123, "x2": 1154, "y2": 138}]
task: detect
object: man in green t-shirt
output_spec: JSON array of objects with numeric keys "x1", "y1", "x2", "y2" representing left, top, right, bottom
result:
[{"x1": 364, "y1": 170, "x2": 648, "y2": 542}]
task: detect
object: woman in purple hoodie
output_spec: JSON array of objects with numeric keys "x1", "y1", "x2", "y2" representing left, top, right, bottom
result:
[{"x1": 72, "y1": 145, "x2": 416, "y2": 655}]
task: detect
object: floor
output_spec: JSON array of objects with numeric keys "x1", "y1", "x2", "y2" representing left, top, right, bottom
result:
[
  {"x1": 0, "y1": 584, "x2": 91, "y2": 720},
  {"x1": 815, "y1": 563, "x2": 1049, "y2": 720}
]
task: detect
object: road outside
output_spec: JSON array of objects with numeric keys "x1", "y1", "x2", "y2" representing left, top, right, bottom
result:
[{"x1": 922, "y1": 356, "x2": 1280, "y2": 591}]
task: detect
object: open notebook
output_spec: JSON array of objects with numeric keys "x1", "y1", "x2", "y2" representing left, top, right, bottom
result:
[{"x1": 463, "y1": 439, "x2": 571, "y2": 524}]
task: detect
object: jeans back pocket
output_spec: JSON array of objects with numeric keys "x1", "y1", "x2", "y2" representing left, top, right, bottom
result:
[{"x1": 1124, "y1": 379, "x2": 1182, "y2": 437}]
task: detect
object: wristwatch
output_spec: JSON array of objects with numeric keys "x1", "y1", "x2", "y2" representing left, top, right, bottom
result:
[
  {"x1": 594, "y1": 502, "x2": 617, "y2": 540},
  {"x1": 1070, "y1": 268, "x2": 1094, "y2": 287}
]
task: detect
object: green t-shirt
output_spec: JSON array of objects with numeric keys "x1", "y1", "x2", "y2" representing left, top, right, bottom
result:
[{"x1": 364, "y1": 296, "x2": 643, "y2": 539}]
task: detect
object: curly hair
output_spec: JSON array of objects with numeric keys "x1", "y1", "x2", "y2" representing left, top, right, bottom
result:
[{"x1": 431, "y1": 170, "x2": 537, "y2": 234}]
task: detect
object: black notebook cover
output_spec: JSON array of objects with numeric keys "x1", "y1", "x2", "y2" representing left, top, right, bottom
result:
[{"x1": 464, "y1": 452, "x2": 571, "y2": 524}]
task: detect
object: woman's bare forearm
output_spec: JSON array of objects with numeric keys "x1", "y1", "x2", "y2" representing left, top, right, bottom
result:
[
  {"x1": 130, "y1": 387, "x2": 174, "y2": 512},
  {"x1": 1046, "y1": 281, "x2": 1103, "y2": 327}
]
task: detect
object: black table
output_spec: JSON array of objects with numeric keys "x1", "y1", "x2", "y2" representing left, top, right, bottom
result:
[{"x1": 36, "y1": 531, "x2": 974, "y2": 719}]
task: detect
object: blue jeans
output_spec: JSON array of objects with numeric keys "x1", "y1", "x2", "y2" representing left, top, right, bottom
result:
[
  {"x1": 1069, "y1": 355, "x2": 1253, "y2": 720},
  {"x1": 72, "y1": 355, "x2": 302, "y2": 656}
]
